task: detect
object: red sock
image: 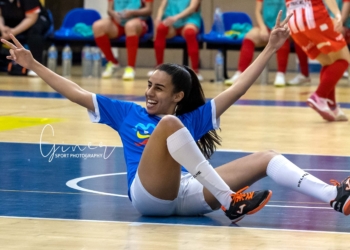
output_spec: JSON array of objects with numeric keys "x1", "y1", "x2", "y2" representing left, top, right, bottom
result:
[
  {"x1": 276, "y1": 39, "x2": 290, "y2": 73},
  {"x1": 328, "y1": 89, "x2": 336, "y2": 109},
  {"x1": 238, "y1": 39, "x2": 255, "y2": 72},
  {"x1": 126, "y1": 35, "x2": 139, "y2": 67},
  {"x1": 95, "y1": 34, "x2": 119, "y2": 64},
  {"x1": 316, "y1": 60, "x2": 349, "y2": 99},
  {"x1": 183, "y1": 28, "x2": 199, "y2": 72},
  {"x1": 154, "y1": 23, "x2": 169, "y2": 65},
  {"x1": 294, "y1": 42, "x2": 309, "y2": 77}
]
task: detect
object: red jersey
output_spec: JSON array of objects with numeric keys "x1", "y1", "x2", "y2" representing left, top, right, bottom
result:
[{"x1": 286, "y1": 0, "x2": 330, "y2": 32}]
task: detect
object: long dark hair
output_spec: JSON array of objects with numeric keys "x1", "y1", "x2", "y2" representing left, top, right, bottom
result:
[{"x1": 157, "y1": 63, "x2": 221, "y2": 159}]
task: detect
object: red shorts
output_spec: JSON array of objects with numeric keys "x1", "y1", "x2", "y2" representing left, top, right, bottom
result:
[
  {"x1": 112, "y1": 18, "x2": 148, "y2": 38},
  {"x1": 290, "y1": 17, "x2": 346, "y2": 59}
]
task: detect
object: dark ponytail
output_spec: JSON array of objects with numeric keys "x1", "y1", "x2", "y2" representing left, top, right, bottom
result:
[{"x1": 157, "y1": 63, "x2": 221, "y2": 159}]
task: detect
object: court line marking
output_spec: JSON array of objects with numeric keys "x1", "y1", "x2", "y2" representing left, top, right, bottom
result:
[
  {"x1": 66, "y1": 173, "x2": 334, "y2": 211},
  {"x1": 1, "y1": 141, "x2": 350, "y2": 158},
  {"x1": 66, "y1": 172, "x2": 128, "y2": 198},
  {"x1": 0, "y1": 215, "x2": 348, "y2": 235}
]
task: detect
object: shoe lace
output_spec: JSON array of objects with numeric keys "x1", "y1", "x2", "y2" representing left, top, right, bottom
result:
[
  {"x1": 330, "y1": 179, "x2": 340, "y2": 186},
  {"x1": 231, "y1": 186, "x2": 254, "y2": 203}
]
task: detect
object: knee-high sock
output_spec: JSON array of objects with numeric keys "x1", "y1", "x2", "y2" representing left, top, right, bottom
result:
[
  {"x1": 294, "y1": 42, "x2": 309, "y2": 77},
  {"x1": 316, "y1": 60, "x2": 349, "y2": 99},
  {"x1": 154, "y1": 23, "x2": 169, "y2": 66},
  {"x1": 238, "y1": 39, "x2": 255, "y2": 72},
  {"x1": 267, "y1": 155, "x2": 336, "y2": 203},
  {"x1": 126, "y1": 35, "x2": 139, "y2": 67},
  {"x1": 95, "y1": 34, "x2": 119, "y2": 64},
  {"x1": 276, "y1": 39, "x2": 290, "y2": 73},
  {"x1": 167, "y1": 127, "x2": 233, "y2": 209},
  {"x1": 183, "y1": 28, "x2": 199, "y2": 73},
  {"x1": 328, "y1": 89, "x2": 336, "y2": 109}
]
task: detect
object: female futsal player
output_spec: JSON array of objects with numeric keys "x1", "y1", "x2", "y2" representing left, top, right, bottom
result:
[{"x1": 2, "y1": 12, "x2": 349, "y2": 222}]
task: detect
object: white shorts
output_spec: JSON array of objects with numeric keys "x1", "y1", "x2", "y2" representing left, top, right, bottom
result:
[{"x1": 130, "y1": 171, "x2": 213, "y2": 216}]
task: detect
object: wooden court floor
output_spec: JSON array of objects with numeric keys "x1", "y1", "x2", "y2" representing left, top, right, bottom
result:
[{"x1": 0, "y1": 69, "x2": 350, "y2": 249}]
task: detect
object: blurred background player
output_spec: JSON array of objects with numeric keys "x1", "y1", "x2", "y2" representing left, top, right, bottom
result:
[
  {"x1": 0, "y1": 0, "x2": 51, "y2": 77},
  {"x1": 225, "y1": 0, "x2": 291, "y2": 87},
  {"x1": 288, "y1": 0, "x2": 350, "y2": 85},
  {"x1": 93, "y1": 0, "x2": 153, "y2": 80},
  {"x1": 287, "y1": 0, "x2": 350, "y2": 121},
  {"x1": 149, "y1": 0, "x2": 203, "y2": 81}
]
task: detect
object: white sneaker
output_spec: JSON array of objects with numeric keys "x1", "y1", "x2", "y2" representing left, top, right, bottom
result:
[
  {"x1": 196, "y1": 73, "x2": 203, "y2": 81},
  {"x1": 287, "y1": 73, "x2": 311, "y2": 85},
  {"x1": 274, "y1": 72, "x2": 286, "y2": 87},
  {"x1": 27, "y1": 70, "x2": 38, "y2": 77},
  {"x1": 342, "y1": 70, "x2": 349, "y2": 78},
  {"x1": 122, "y1": 66, "x2": 135, "y2": 80},
  {"x1": 147, "y1": 70, "x2": 154, "y2": 77},
  {"x1": 225, "y1": 71, "x2": 241, "y2": 85},
  {"x1": 102, "y1": 61, "x2": 120, "y2": 78}
]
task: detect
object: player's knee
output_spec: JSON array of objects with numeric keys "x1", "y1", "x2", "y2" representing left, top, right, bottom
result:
[
  {"x1": 183, "y1": 28, "x2": 196, "y2": 39},
  {"x1": 125, "y1": 19, "x2": 140, "y2": 32},
  {"x1": 157, "y1": 22, "x2": 168, "y2": 33},
  {"x1": 260, "y1": 150, "x2": 280, "y2": 161},
  {"x1": 158, "y1": 115, "x2": 183, "y2": 131}
]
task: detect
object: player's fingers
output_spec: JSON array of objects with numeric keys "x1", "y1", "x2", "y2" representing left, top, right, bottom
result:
[
  {"x1": 9, "y1": 34, "x2": 24, "y2": 49},
  {"x1": 275, "y1": 10, "x2": 282, "y2": 27},
  {"x1": 281, "y1": 13, "x2": 293, "y2": 27},
  {"x1": 1, "y1": 38, "x2": 17, "y2": 50},
  {"x1": 9, "y1": 49, "x2": 17, "y2": 60}
]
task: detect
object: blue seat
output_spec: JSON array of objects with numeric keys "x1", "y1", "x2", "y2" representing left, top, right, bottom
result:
[
  {"x1": 111, "y1": 17, "x2": 154, "y2": 43},
  {"x1": 203, "y1": 12, "x2": 252, "y2": 45},
  {"x1": 53, "y1": 8, "x2": 101, "y2": 41},
  {"x1": 203, "y1": 12, "x2": 253, "y2": 79},
  {"x1": 44, "y1": 9, "x2": 55, "y2": 38}
]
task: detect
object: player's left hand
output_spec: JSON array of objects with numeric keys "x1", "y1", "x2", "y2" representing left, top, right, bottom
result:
[
  {"x1": 1, "y1": 34, "x2": 34, "y2": 70},
  {"x1": 268, "y1": 11, "x2": 292, "y2": 50}
]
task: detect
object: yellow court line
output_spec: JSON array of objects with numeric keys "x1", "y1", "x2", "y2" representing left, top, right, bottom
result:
[{"x1": 0, "y1": 116, "x2": 64, "y2": 132}]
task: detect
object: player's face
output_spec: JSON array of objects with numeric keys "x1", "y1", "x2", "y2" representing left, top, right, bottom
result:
[{"x1": 145, "y1": 70, "x2": 183, "y2": 115}]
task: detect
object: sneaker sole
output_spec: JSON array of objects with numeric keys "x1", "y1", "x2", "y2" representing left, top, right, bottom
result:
[
  {"x1": 274, "y1": 83, "x2": 286, "y2": 87},
  {"x1": 306, "y1": 99, "x2": 335, "y2": 121},
  {"x1": 343, "y1": 196, "x2": 350, "y2": 216},
  {"x1": 231, "y1": 215, "x2": 245, "y2": 223},
  {"x1": 247, "y1": 190, "x2": 272, "y2": 215}
]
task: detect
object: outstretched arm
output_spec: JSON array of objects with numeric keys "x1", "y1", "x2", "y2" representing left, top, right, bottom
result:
[
  {"x1": 1, "y1": 34, "x2": 94, "y2": 111},
  {"x1": 213, "y1": 11, "x2": 292, "y2": 118}
]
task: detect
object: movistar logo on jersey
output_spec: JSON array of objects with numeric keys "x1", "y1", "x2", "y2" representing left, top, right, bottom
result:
[{"x1": 133, "y1": 123, "x2": 156, "y2": 146}]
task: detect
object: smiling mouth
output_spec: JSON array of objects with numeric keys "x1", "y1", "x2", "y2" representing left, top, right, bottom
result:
[{"x1": 147, "y1": 100, "x2": 157, "y2": 108}]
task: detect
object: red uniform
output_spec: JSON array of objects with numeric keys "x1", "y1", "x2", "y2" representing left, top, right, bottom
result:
[{"x1": 286, "y1": 0, "x2": 346, "y2": 59}]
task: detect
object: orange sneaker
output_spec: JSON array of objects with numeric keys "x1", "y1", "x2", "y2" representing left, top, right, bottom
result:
[
  {"x1": 330, "y1": 176, "x2": 350, "y2": 216},
  {"x1": 221, "y1": 186, "x2": 272, "y2": 223}
]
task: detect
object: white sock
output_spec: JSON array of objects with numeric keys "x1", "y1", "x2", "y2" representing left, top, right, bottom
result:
[
  {"x1": 167, "y1": 127, "x2": 233, "y2": 209},
  {"x1": 267, "y1": 155, "x2": 337, "y2": 203}
]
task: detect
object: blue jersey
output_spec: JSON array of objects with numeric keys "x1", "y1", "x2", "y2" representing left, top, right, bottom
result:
[
  {"x1": 88, "y1": 94, "x2": 219, "y2": 199},
  {"x1": 163, "y1": 0, "x2": 201, "y2": 29},
  {"x1": 261, "y1": 0, "x2": 287, "y2": 29}
]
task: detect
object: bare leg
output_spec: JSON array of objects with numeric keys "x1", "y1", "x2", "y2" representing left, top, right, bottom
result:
[
  {"x1": 92, "y1": 18, "x2": 119, "y2": 39},
  {"x1": 204, "y1": 150, "x2": 278, "y2": 209},
  {"x1": 137, "y1": 116, "x2": 183, "y2": 200}
]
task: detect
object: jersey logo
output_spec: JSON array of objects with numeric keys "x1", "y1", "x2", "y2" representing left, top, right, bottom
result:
[{"x1": 133, "y1": 123, "x2": 156, "y2": 146}]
